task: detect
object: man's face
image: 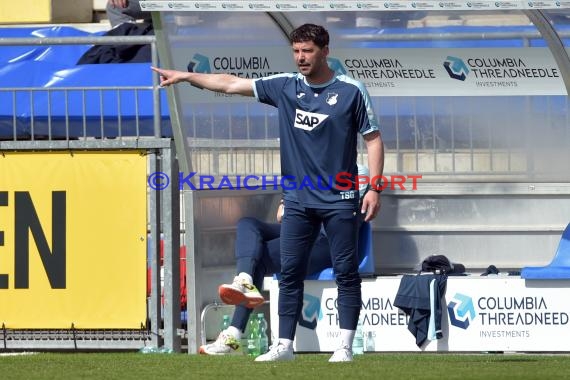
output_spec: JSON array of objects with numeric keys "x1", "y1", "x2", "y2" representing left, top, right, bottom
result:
[{"x1": 292, "y1": 41, "x2": 329, "y2": 77}]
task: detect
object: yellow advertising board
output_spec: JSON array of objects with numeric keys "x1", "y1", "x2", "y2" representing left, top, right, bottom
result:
[
  {"x1": 0, "y1": 151, "x2": 147, "y2": 328},
  {"x1": 0, "y1": 1, "x2": 51, "y2": 23},
  {"x1": 0, "y1": 0, "x2": 93, "y2": 24}
]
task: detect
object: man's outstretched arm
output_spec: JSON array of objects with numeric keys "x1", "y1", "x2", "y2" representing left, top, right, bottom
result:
[{"x1": 151, "y1": 66, "x2": 255, "y2": 97}]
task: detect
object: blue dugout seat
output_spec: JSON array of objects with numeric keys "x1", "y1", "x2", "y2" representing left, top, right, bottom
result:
[
  {"x1": 521, "y1": 223, "x2": 570, "y2": 279},
  {"x1": 304, "y1": 221, "x2": 376, "y2": 280}
]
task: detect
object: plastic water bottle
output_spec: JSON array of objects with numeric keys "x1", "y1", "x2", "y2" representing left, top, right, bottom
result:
[
  {"x1": 257, "y1": 313, "x2": 269, "y2": 355},
  {"x1": 241, "y1": 316, "x2": 251, "y2": 356},
  {"x1": 246, "y1": 316, "x2": 260, "y2": 357},
  {"x1": 220, "y1": 314, "x2": 231, "y2": 332},
  {"x1": 139, "y1": 346, "x2": 158, "y2": 354},
  {"x1": 353, "y1": 318, "x2": 364, "y2": 355},
  {"x1": 365, "y1": 331, "x2": 375, "y2": 352},
  {"x1": 158, "y1": 346, "x2": 174, "y2": 354}
]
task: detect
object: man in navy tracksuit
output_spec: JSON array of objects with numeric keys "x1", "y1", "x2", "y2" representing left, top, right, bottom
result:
[
  {"x1": 200, "y1": 165, "x2": 370, "y2": 356},
  {"x1": 152, "y1": 23, "x2": 384, "y2": 362}
]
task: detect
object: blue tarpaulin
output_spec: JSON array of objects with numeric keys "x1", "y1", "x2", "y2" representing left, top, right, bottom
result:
[{"x1": 0, "y1": 26, "x2": 169, "y2": 139}]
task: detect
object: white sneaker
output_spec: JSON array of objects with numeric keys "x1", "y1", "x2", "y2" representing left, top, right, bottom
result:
[
  {"x1": 254, "y1": 340, "x2": 294, "y2": 362},
  {"x1": 219, "y1": 275, "x2": 265, "y2": 308},
  {"x1": 199, "y1": 331, "x2": 240, "y2": 355},
  {"x1": 329, "y1": 345, "x2": 353, "y2": 362}
]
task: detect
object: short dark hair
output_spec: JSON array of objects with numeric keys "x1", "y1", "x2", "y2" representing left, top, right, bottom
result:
[{"x1": 289, "y1": 24, "x2": 329, "y2": 49}]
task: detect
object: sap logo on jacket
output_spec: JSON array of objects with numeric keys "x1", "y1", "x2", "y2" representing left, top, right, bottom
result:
[{"x1": 294, "y1": 109, "x2": 329, "y2": 131}]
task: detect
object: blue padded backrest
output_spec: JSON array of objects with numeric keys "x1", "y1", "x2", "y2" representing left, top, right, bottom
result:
[
  {"x1": 521, "y1": 223, "x2": 570, "y2": 279},
  {"x1": 548, "y1": 223, "x2": 570, "y2": 267},
  {"x1": 540, "y1": 223, "x2": 570, "y2": 268}
]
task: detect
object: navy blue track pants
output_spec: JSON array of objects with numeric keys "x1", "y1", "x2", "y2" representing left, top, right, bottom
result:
[{"x1": 278, "y1": 200, "x2": 361, "y2": 340}]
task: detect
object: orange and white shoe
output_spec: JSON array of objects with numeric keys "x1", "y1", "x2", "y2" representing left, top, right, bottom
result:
[{"x1": 219, "y1": 274, "x2": 265, "y2": 308}]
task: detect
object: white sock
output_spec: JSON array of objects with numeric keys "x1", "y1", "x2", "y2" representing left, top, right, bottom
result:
[
  {"x1": 237, "y1": 272, "x2": 253, "y2": 284},
  {"x1": 340, "y1": 329, "x2": 355, "y2": 350},
  {"x1": 277, "y1": 338, "x2": 294, "y2": 350},
  {"x1": 226, "y1": 326, "x2": 241, "y2": 340}
]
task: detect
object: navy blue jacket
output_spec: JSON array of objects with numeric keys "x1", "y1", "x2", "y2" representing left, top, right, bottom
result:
[{"x1": 394, "y1": 274, "x2": 447, "y2": 347}]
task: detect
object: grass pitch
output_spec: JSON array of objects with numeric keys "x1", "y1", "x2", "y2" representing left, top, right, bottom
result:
[{"x1": 0, "y1": 352, "x2": 567, "y2": 379}]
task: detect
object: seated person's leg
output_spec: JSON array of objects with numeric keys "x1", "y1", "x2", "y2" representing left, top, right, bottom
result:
[
  {"x1": 201, "y1": 217, "x2": 280, "y2": 355},
  {"x1": 106, "y1": 0, "x2": 151, "y2": 27},
  {"x1": 124, "y1": 0, "x2": 152, "y2": 24},
  {"x1": 228, "y1": 232, "x2": 280, "y2": 337},
  {"x1": 219, "y1": 217, "x2": 280, "y2": 308},
  {"x1": 235, "y1": 217, "x2": 280, "y2": 275}
]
